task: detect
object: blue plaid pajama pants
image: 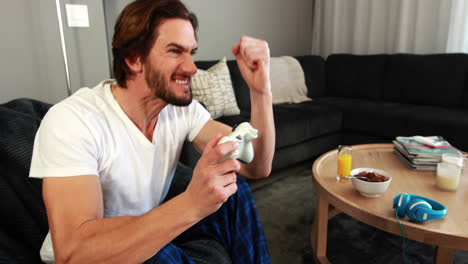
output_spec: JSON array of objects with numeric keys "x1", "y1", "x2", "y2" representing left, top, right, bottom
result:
[{"x1": 145, "y1": 176, "x2": 270, "y2": 263}]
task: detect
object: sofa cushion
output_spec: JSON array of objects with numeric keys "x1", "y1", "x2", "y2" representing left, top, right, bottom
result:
[
  {"x1": 296, "y1": 55, "x2": 326, "y2": 98},
  {"x1": 226, "y1": 60, "x2": 251, "y2": 112},
  {"x1": 315, "y1": 97, "x2": 468, "y2": 151},
  {"x1": 270, "y1": 56, "x2": 311, "y2": 104},
  {"x1": 192, "y1": 57, "x2": 240, "y2": 118},
  {"x1": 273, "y1": 102, "x2": 342, "y2": 149},
  {"x1": 196, "y1": 59, "x2": 251, "y2": 112},
  {"x1": 326, "y1": 54, "x2": 387, "y2": 100},
  {"x1": 383, "y1": 53, "x2": 468, "y2": 108}
]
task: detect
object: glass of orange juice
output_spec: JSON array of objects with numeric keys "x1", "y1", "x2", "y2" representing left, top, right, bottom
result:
[{"x1": 337, "y1": 145, "x2": 352, "y2": 181}]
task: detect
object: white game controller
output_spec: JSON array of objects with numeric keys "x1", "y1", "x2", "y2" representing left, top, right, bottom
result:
[{"x1": 217, "y1": 122, "x2": 258, "y2": 163}]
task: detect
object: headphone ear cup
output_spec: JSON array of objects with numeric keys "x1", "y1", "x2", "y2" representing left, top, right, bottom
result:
[
  {"x1": 408, "y1": 199, "x2": 432, "y2": 222},
  {"x1": 394, "y1": 193, "x2": 410, "y2": 217}
]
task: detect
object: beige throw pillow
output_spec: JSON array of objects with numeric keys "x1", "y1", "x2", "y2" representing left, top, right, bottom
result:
[
  {"x1": 191, "y1": 57, "x2": 240, "y2": 119},
  {"x1": 270, "y1": 56, "x2": 312, "y2": 104}
]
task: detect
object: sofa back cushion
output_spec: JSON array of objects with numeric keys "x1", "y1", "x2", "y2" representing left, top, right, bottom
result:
[
  {"x1": 226, "y1": 60, "x2": 251, "y2": 112},
  {"x1": 383, "y1": 53, "x2": 468, "y2": 108},
  {"x1": 296, "y1": 55, "x2": 326, "y2": 98},
  {"x1": 196, "y1": 59, "x2": 251, "y2": 112},
  {"x1": 326, "y1": 54, "x2": 387, "y2": 100},
  {"x1": 196, "y1": 56, "x2": 326, "y2": 112},
  {"x1": 191, "y1": 58, "x2": 241, "y2": 118}
]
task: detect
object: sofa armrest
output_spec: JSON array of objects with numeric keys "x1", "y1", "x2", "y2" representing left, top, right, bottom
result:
[{"x1": 0, "y1": 98, "x2": 52, "y2": 263}]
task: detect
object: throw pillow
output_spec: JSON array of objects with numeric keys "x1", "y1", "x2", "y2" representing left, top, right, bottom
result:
[
  {"x1": 191, "y1": 57, "x2": 240, "y2": 119},
  {"x1": 270, "y1": 56, "x2": 312, "y2": 104}
]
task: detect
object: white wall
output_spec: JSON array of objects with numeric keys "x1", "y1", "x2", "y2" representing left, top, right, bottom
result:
[
  {"x1": 183, "y1": 0, "x2": 313, "y2": 60},
  {"x1": 1, "y1": 1, "x2": 43, "y2": 103},
  {"x1": 0, "y1": 0, "x2": 312, "y2": 104},
  {"x1": 104, "y1": 0, "x2": 314, "y2": 61},
  {"x1": 1, "y1": 0, "x2": 110, "y2": 104}
]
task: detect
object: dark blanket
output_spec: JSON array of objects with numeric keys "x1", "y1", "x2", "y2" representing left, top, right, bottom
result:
[{"x1": 0, "y1": 98, "x2": 51, "y2": 263}]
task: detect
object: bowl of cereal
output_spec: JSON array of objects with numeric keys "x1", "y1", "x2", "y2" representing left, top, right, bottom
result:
[{"x1": 350, "y1": 168, "x2": 392, "y2": 197}]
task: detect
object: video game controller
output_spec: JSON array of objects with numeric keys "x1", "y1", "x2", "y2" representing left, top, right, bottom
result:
[{"x1": 217, "y1": 122, "x2": 258, "y2": 163}]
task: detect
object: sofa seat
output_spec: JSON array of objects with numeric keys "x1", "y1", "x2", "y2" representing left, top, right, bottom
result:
[
  {"x1": 314, "y1": 97, "x2": 468, "y2": 151},
  {"x1": 179, "y1": 102, "x2": 342, "y2": 171},
  {"x1": 273, "y1": 103, "x2": 342, "y2": 149},
  {"x1": 217, "y1": 102, "x2": 342, "y2": 150}
]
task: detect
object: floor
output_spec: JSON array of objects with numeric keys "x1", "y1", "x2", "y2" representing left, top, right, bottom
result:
[{"x1": 250, "y1": 160, "x2": 316, "y2": 264}]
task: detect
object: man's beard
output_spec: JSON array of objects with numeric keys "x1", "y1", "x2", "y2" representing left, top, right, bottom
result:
[{"x1": 145, "y1": 63, "x2": 192, "y2": 106}]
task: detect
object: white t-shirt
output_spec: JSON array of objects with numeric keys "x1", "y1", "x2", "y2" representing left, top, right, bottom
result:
[
  {"x1": 31, "y1": 79, "x2": 210, "y2": 214},
  {"x1": 29, "y1": 79, "x2": 210, "y2": 262}
]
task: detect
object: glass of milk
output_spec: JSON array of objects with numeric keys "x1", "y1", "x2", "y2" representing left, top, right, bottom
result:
[{"x1": 436, "y1": 154, "x2": 463, "y2": 191}]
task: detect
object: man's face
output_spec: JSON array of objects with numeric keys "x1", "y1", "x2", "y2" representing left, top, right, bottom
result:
[{"x1": 144, "y1": 18, "x2": 198, "y2": 106}]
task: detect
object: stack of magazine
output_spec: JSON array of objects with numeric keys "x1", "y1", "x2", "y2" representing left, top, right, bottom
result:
[{"x1": 393, "y1": 136, "x2": 463, "y2": 170}]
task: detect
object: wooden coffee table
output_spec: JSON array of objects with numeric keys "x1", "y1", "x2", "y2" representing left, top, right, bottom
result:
[{"x1": 310, "y1": 144, "x2": 468, "y2": 264}]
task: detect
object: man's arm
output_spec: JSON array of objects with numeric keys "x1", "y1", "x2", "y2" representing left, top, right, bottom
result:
[
  {"x1": 192, "y1": 36, "x2": 275, "y2": 179},
  {"x1": 43, "y1": 135, "x2": 240, "y2": 264}
]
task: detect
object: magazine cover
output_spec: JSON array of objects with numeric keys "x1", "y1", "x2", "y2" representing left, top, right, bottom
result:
[{"x1": 395, "y1": 136, "x2": 462, "y2": 158}]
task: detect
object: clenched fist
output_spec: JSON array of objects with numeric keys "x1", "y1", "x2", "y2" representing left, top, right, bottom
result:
[{"x1": 232, "y1": 36, "x2": 271, "y2": 95}]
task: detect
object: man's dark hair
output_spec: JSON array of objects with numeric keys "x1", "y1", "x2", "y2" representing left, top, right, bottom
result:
[{"x1": 112, "y1": 0, "x2": 198, "y2": 88}]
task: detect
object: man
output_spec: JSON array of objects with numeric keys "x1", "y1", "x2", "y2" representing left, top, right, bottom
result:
[{"x1": 30, "y1": 0, "x2": 275, "y2": 263}]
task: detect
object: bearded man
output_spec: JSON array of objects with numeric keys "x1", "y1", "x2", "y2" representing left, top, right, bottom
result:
[{"x1": 30, "y1": 0, "x2": 275, "y2": 263}]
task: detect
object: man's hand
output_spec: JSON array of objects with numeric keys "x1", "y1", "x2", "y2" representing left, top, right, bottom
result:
[
  {"x1": 232, "y1": 36, "x2": 271, "y2": 94},
  {"x1": 185, "y1": 134, "x2": 241, "y2": 219}
]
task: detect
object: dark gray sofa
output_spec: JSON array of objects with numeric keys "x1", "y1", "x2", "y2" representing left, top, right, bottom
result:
[
  {"x1": 181, "y1": 53, "x2": 468, "y2": 172},
  {"x1": 2, "y1": 53, "x2": 468, "y2": 262}
]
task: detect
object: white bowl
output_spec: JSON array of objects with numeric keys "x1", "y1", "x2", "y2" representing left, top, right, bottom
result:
[{"x1": 350, "y1": 168, "x2": 392, "y2": 197}]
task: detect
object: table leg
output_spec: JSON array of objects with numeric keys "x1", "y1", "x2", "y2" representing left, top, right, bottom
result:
[
  {"x1": 434, "y1": 246, "x2": 453, "y2": 264},
  {"x1": 311, "y1": 193, "x2": 330, "y2": 263}
]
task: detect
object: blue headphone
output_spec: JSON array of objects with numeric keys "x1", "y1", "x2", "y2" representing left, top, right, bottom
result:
[{"x1": 393, "y1": 193, "x2": 447, "y2": 222}]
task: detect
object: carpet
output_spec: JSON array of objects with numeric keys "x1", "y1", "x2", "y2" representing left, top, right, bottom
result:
[{"x1": 250, "y1": 161, "x2": 468, "y2": 264}]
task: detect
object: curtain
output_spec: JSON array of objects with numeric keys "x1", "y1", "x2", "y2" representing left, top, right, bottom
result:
[
  {"x1": 312, "y1": 0, "x2": 467, "y2": 57},
  {"x1": 446, "y1": 0, "x2": 468, "y2": 53}
]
